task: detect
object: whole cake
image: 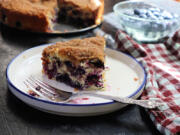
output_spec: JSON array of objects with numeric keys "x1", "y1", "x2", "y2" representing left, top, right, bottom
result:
[
  {"x1": 41, "y1": 37, "x2": 106, "y2": 90},
  {"x1": 0, "y1": 0, "x2": 104, "y2": 32}
]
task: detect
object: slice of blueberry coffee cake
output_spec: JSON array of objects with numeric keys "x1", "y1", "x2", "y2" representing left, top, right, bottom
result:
[{"x1": 42, "y1": 37, "x2": 106, "y2": 90}]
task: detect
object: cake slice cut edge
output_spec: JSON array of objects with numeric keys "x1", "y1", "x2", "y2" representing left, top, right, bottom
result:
[
  {"x1": 41, "y1": 36, "x2": 106, "y2": 90},
  {"x1": 58, "y1": 0, "x2": 104, "y2": 27}
]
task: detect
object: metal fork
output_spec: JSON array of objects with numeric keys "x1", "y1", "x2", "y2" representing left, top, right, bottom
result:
[{"x1": 23, "y1": 76, "x2": 164, "y2": 109}]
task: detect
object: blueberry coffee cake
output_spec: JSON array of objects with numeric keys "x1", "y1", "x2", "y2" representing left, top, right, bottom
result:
[
  {"x1": 42, "y1": 37, "x2": 106, "y2": 90},
  {"x1": 0, "y1": 0, "x2": 104, "y2": 32}
]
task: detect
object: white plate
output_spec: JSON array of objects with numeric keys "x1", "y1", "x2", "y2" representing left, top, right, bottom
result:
[{"x1": 6, "y1": 44, "x2": 146, "y2": 116}]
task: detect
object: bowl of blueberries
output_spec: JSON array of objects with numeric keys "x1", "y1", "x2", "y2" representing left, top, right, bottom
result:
[{"x1": 113, "y1": 0, "x2": 180, "y2": 43}]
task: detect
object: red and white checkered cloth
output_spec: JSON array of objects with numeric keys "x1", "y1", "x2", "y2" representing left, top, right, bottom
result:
[{"x1": 115, "y1": 30, "x2": 180, "y2": 135}]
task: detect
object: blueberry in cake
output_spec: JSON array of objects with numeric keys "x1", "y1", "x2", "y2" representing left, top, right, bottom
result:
[
  {"x1": 0, "y1": 0, "x2": 104, "y2": 32},
  {"x1": 42, "y1": 37, "x2": 106, "y2": 90}
]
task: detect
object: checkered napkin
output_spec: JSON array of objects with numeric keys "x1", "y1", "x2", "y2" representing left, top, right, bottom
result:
[
  {"x1": 115, "y1": 29, "x2": 180, "y2": 135},
  {"x1": 98, "y1": 12, "x2": 180, "y2": 135}
]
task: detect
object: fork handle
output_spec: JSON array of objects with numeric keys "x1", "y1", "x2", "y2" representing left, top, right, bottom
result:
[{"x1": 75, "y1": 92, "x2": 163, "y2": 109}]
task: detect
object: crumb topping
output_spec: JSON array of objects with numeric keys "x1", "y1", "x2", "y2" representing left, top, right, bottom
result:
[{"x1": 43, "y1": 37, "x2": 105, "y2": 63}]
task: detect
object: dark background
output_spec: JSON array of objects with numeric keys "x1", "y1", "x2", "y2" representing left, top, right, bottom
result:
[{"x1": 0, "y1": 0, "x2": 162, "y2": 135}]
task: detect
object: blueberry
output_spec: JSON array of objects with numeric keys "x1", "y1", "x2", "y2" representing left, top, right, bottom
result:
[
  {"x1": 86, "y1": 75, "x2": 99, "y2": 83},
  {"x1": 57, "y1": 60, "x2": 61, "y2": 67},
  {"x1": 134, "y1": 9, "x2": 141, "y2": 15},
  {"x1": 76, "y1": 67, "x2": 85, "y2": 75},
  {"x1": 89, "y1": 59, "x2": 104, "y2": 68},
  {"x1": 71, "y1": 67, "x2": 85, "y2": 76},
  {"x1": 134, "y1": 9, "x2": 147, "y2": 16},
  {"x1": 162, "y1": 11, "x2": 173, "y2": 20},
  {"x1": 56, "y1": 73, "x2": 71, "y2": 84},
  {"x1": 153, "y1": 11, "x2": 161, "y2": 17},
  {"x1": 146, "y1": 11, "x2": 157, "y2": 20},
  {"x1": 56, "y1": 73, "x2": 83, "y2": 89},
  {"x1": 64, "y1": 61, "x2": 74, "y2": 69}
]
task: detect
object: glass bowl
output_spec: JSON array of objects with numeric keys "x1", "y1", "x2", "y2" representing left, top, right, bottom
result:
[{"x1": 113, "y1": 0, "x2": 180, "y2": 43}]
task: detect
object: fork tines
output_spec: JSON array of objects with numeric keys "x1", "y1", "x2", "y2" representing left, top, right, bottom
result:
[
  {"x1": 24, "y1": 76, "x2": 72, "y2": 102},
  {"x1": 24, "y1": 76, "x2": 60, "y2": 101}
]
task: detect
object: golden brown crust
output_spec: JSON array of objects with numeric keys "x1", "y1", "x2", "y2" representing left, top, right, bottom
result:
[
  {"x1": 42, "y1": 36, "x2": 105, "y2": 63},
  {"x1": 0, "y1": 0, "x2": 57, "y2": 32}
]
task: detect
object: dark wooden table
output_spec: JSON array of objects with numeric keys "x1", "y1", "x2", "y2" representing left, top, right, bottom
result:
[{"x1": 0, "y1": 0, "x2": 162, "y2": 135}]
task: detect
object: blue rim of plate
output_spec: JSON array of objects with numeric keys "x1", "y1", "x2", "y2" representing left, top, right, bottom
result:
[{"x1": 6, "y1": 44, "x2": 147, "y2": 107}]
